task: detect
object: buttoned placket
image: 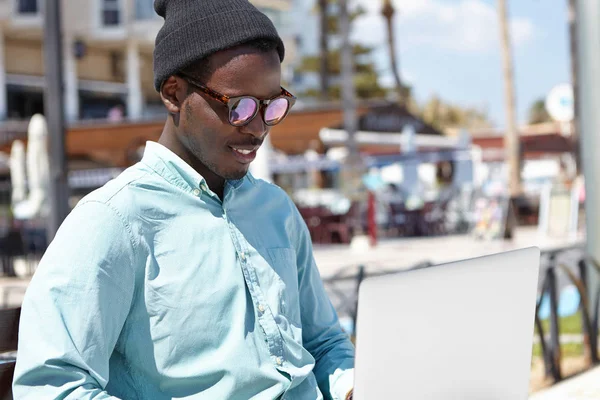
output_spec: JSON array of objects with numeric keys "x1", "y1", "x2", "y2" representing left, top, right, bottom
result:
[
  {"x1": 221, "y1": 182, "x2": 287, "y2": 370},
  {"x1": 192, "y1": 180, "x2": 290, "y2": 375},
  {"x1": 194, "y1": 179, "x2": 215, "y2": 201}
]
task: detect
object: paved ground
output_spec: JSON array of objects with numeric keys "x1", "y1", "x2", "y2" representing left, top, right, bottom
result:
[
  {"x1": 313, "y1": 226, "x2": 584, "y2": 278},
  {"x1": 529, "y1": 365, "x2": 600, "y2": 400}
]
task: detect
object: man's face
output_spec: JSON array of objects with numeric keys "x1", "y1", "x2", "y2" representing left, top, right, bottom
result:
[{"x1": 175, "y1": 46, "x2": 282, "y2": 181}]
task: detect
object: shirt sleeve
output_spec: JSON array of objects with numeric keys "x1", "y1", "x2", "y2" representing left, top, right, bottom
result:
[
  {"x1": 289, "y1": 201, "x2": 355, "y2": 400},
  {"x1": 13, "y1": 200, "x2": 138, "y2": 400}
]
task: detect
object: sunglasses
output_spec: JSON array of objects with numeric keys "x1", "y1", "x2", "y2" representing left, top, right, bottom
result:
[{"x1": 178, "y1": 72, "x2": 297, "y2": 127}]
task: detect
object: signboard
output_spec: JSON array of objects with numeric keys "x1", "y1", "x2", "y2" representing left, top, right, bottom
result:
[
  {"x1": 538, "y1": 183, "x2": 581, "y2": 238},
  {"x1": 547, "y1": 189, "x2": 572, "y2": 237}
]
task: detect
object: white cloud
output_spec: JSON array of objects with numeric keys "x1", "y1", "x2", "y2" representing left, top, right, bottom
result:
[{"x1": 352, "y1": 0, "x2": 536, "y2": 53}]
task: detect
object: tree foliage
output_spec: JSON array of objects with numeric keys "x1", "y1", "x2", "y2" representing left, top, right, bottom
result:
[
  {"x1": 528, "y1": 98, "x2": 552, "y2": 124},
  {"x1": 297, "y1": 0, "x2": 386, "y2": 100},
  {"x1": 419, "y1": 96, "x2": 492, "y2": 131}
]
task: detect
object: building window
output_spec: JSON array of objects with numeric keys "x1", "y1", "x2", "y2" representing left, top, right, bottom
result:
[
  {"x1": 7, "y1": 86, "x2": 44, "y2": 120},
  {"x1": 135, "y1": 0, "x2": 157, "y2": 20},
  {"x1": 16, "y1": 0, "x2": 38, "y2": 14},
  {"x1": 102, "y1": 0, "x2": 121, "y2": 26}
]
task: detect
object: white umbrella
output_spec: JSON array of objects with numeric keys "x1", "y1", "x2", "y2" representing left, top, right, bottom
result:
[
  {"x1": 10, "y1": 140, "x2": 26, "y2": 205},
  {"x1": 13, "y1": 114, "x2": 50, "y2": 220}
]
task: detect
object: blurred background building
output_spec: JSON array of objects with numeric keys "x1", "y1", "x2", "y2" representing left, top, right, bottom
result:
[{"x1": 0, "y1": 0, "x2": 299, "y2": 122}]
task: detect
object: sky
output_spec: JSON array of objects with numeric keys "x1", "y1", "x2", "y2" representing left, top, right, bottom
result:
[{"x1": 297, "y1": 0, "x2": 571, "y2": 128}]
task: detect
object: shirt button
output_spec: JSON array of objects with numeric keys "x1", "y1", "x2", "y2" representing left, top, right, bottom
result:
[
  {"x1": 276, "y1": 357, "x2": 283, "y2": 366},
  {"x1": 239, "y1": 252, "x2": 246, "y2": 261},
  {"x1": 192, "y1": 188, "x2": 201, "y2": 196},
  {"x1": 258, "y1": 304, "x2": 265, "y2": 313}
]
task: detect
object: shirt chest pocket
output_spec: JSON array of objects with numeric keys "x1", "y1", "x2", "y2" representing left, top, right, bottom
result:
[{"x1": 266, "y1": 247, "x2": 301, "y2": 326}]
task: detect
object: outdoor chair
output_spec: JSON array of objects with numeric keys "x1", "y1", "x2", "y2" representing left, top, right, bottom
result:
[
  {"x1": 325, "y1": 202, "x2": 362, "y2": 244},
  {"x1": 298, "y1": 206, "x2": 325, "y2": 244},
  {"x1": 319, "y1": 214, "x2": 350, "y2": 244}
]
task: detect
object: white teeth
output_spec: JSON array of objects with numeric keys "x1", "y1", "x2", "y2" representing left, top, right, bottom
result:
[{"x1": 233, "y1": 148, "x2": 254, "y2": 155}]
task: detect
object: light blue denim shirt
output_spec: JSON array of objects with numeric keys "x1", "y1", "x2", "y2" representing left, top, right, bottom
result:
[{"x1": 13, "y1": 141, "x2": 354, "y2": 400}]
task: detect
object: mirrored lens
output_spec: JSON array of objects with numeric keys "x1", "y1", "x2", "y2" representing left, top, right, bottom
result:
[
  {"x1": 264, "y1": 98, "x2": 289, "y2": 125},
  {"x1": 230, "y1": 97, "x2": 258, "y2": 126}
]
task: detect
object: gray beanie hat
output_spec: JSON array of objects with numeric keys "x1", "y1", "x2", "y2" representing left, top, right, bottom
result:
[{"x1": 153, "y1": 0, "x2": 285, "y2": 91}]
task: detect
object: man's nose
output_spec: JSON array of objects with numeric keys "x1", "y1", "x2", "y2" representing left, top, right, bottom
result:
[{"x1": 240, "y1": 113, "x2": 269, "y2": 139}]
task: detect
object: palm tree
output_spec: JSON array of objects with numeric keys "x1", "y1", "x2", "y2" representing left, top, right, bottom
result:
[
  {"x1": 339, "y1": 0, "x2": 366, "y2": 237},
  {"x1": 339, "y1": 0, "x2": 358, "y2": 156},
  {"x1": 318, "y1": 0, "x2": 330, "y2": 101},
  {"x1": 528, "y1": 99, "x2": 551, "y2": 124},
  {"x1": 381, "y1": 0, "x2": 404, "y2": 105},
  {"x1": 497, "y1": 0, "x2": 522, "y2": 197}
]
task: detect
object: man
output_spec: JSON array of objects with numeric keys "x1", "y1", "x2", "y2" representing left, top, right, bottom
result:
[{"x1": 13, "y1": 1, "x2": 355, "y2": 399}]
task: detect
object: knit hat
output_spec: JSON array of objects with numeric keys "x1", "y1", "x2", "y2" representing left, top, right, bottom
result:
[{"x1": 153, "y1": 0, "x2": 285, "y2": 91}]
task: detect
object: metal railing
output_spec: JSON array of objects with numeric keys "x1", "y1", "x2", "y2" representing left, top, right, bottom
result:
[{"x1": 533, "y1": 245, "x2": 599, "y2": 382}]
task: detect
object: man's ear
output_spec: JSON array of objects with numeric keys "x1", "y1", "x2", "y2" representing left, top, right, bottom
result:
[{"x1": 160, "y1": 76, "x2": 186, "y2": 114}]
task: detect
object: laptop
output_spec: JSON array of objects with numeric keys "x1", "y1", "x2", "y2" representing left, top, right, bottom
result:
[{"x1": 353, "y1": 247, "x2": 541, "y2": 400}]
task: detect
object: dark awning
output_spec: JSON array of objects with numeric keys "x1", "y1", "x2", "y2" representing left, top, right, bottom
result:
[{"x1": 335, "y1": 103, "x2": 443, "y2": 136}]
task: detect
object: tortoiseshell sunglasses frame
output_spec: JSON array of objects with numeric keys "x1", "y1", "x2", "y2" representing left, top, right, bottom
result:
[{"x1": 177, "y1": 72, "x2": 297, "y2": 127}]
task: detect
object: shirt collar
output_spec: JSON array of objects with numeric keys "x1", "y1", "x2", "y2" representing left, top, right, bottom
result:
[{"x1": 141, "y1": 141, "x2": 253, "y2": 194}]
